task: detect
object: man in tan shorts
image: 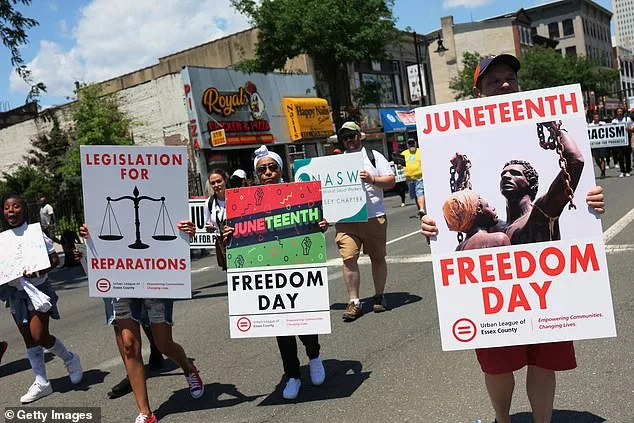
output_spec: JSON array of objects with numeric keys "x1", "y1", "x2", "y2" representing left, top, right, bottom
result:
[{"x1": 335, "y1": 122, "x2": 395, "y2": 321}]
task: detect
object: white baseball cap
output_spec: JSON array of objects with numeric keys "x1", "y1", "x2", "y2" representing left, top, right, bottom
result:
[{"x1": 231, "y1": 169, "x2": 247, "y2": 179}]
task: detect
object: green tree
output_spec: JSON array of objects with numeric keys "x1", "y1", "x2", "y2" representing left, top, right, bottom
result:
[
  {"x1": 61, "y1": 84, "x2": 135, "y2": 193},
  {"x1": 449, "y1": 51, "x2": 485, "y2": 100},
  {"x1": 230, "y1": 0, "x2": 400, "y2": 127},
  {"x1": 518, "y1": 45, "x2": 619, "y2": 95},
  {"x1": 0, "y1": 165, "x2": 54, "y2": 209},
  {"x1": 25, "y1": 114, "x2": 72, "y2": 181},
  {"x1": 1, "y1": 0, "x2": 47, "y2": 104}
]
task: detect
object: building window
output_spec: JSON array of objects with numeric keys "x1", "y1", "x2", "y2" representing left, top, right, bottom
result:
[
  {"x1": 562, "y1": 19, "x2": 574, "y2": 36},
  {"x1": 548, "y1": 22, "x2": 560, "y2": 39},
  {"x1": 565, "y1": 46, "x2": 577, "y2": 57}
]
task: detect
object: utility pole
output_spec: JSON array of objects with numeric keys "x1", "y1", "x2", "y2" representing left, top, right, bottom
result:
[{"x1": 413, "y1": 31, "x2": 425, "y2": 106}]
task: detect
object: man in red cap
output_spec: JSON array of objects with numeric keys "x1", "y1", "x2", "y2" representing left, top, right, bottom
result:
[{"x1": 421, "y1": 54, "x2": 606, "y2": 423}]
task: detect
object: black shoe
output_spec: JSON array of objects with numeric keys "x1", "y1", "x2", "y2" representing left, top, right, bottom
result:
[
  {"x1": 148, "y1": 350, "x2": 164, "y2": 371},
  {"x1": 107, "y1": 376, "x2": 132, "y2": 399}
]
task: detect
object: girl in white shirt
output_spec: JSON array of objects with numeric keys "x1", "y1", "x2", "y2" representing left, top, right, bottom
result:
[{"x1": 205, "y1": 169, "x2": 228, "y2": 270}]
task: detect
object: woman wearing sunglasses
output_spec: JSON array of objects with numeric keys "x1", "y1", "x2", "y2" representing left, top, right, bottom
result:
[{"x1": 223, "y1": 145, "x2": 328, "y2": 400}]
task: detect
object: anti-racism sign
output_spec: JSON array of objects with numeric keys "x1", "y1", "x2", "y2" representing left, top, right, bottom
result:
[
  {"x1": 226, "y1": 181, "x2": 330, "y2": 338},
  {"x1": 0, "y1": 224, "x2": 51, "y2": 286},
  {"x1": 188, "y1": 198, "x2": 217, "y2": 249},
  {"x1": 293, "y1": 153, "x2": 367, "y2": 222},
  {"x1": 81, "y1": 146, "x2": 191, "y2": 298},
  {"x1": 415, "y1": 84, "x2": 616, "y2": 351},
  {"x1": 389, "y1": 161, "x2": 406, "y2": 183},
  {"x1": 587, "y1": 123, "x2": 628, "y2": 148}
]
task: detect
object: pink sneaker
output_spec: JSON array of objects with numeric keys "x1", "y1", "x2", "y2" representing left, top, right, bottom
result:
[
  {"x1": 186, "y1": 365, "x2": 204, "y2": 399},
  {"x1": 134, "y1": 413, "x2": 157, "y2": 423}
]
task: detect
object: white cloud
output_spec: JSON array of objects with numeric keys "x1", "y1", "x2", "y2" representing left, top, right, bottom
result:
[
  {"x1": 10, "y1": 0, "x2": 250, "y2": 97},
  {"x1": 57, "y1": 19, "x2": 68, "y2": 35},
  {"x1": 443, "y1": 0, "x2": 494, "y2": 9}
]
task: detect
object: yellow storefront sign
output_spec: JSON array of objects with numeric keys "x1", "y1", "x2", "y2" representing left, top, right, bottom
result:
[
  {"x1": 210, "y1": 128, "x2": 227, "y2": 147},
  {"x1": 283, "y1": 98, "x2": 334, "y2": 141}
]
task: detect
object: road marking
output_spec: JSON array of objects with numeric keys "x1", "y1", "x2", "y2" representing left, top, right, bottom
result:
[
  {"x1": 386, "y1": 230, "x2": 421, "y2": 245},
  {"x1": 603, "y1": 208, "x2": 634, "y2": 243}
]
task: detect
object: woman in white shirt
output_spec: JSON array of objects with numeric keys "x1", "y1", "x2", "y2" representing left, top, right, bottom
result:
[
  {"x1": 205, "y1": 169, "x2": 229, "y2": 270},
  {"x1": 1, "y1": 194, "x2": 82, "y2": 404}
]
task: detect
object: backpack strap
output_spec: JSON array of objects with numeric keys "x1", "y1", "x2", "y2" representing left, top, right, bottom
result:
[{"x1": 366, "y1": 148, "x2": 377, "y2": 168}]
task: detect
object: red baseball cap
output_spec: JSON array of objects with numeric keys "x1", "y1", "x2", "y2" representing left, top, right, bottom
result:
[{"x1": 473, "y1": 54, "x2": 521, "y2": 87}]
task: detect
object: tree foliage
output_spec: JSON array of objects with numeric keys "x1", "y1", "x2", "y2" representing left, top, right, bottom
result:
[
  {"x1": 352, "y1": 80, "x2": 382, "y2": 108},
  {"x1": 61, "y1": 84, "x2": 135, "y2": 185},
  {"x1": 449, "y1": 52, "x2": 485, "y2": 101},
  {"x1": 25, "y1": 114, "x2": 72, "y2": 181},
  {"x1": 518, "y1": 45, "x2": 619, "y2": 96},
  {"x1": 0, "y1": 165, "x2": 55, "y2": 208},
  {"x1": 1, "y1": 0, "x2": 46, "y2": 104},
  {"x1": 230, "y1": 0, "x2": 401, "y2": 126}
]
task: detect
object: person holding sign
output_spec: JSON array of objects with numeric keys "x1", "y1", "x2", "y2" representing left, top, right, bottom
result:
[
  {"x1": 1, "y1": 195, "x2": 83, "y2": 403},
  {"x1": 205, "y1": 169, "x2": 229, "y2": 270},
  {"x1": 588, "y1": 113, "x2": 607, "y2": 179},
  {"x1": 420, "y1": 55, "x2": 606, "y2": 423},
  {"x1": 335, "y1": 122, "x2": 395, "y2": 321},
  {"x1": 223, "y1": 145, "x2": 328, "y2": 400},
  {"x1": 612, "y1": 107, "x2": 633, "y2": 177},
  {"x1": 79, "y1": 220, "x2": 203, "y2": 423}
]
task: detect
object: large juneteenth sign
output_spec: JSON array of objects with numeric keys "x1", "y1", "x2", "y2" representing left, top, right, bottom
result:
[
  {"x1": 415, "y1": 84, "x2": 616, "y2": 351},
  {"x1": 81, "y1": 146, "x2": 191, "y2": 298},
  {"x1": 226, "y1": 181, "x2": 331, "y2": 338}
]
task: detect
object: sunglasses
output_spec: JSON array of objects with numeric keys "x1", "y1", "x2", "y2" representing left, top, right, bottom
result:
[
  {"x1": 256, "y1": 163, "x2": 280, "y2": 174},
  {"x1": 342, "y1": 133, "x2": 357, "y2": 142}
]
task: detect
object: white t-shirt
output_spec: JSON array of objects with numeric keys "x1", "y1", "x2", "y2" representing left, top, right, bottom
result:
[
  {"x1": 9, "y1": 223, "x2": 56, "y2": 290},
  {"x1": 204, "y1": 197, "x2": 226, "y2": 232},
  {"x1": 360, "y1": 147, "x2": 394, "y2": 218},
  {"x1": 588, "y1": 121, "x2": 606, "y2": 126},
  {"x1": 611, "y1": 116, "x2": 633, "y2": 130},
  {"x1": 40, "y1": 204, "x2": 54, "y2": 226}
]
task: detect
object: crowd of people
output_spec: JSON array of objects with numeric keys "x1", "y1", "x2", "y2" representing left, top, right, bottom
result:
[
  {"x1": 0, "y1": 53, "x2": 614, "y2": 423},
  {"x1": 589, "y1": 107, "x2": 634, "y2": 178}
]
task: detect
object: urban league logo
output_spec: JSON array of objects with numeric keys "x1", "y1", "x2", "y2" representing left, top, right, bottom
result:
[
  {"x1": 237, "y1": 317, "x2": 252, "y2": 332},
  {"x1": 96, "y1": 278, "x2": 112, "y2": 293}
]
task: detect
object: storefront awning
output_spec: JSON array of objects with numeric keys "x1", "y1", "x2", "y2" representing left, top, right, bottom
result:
[
  {"x1": 379, "y1": 108, "x2": 416, "y2": 132},
  {"x1": 283, "y1": 97, "x2": 335, "y2": 141}
]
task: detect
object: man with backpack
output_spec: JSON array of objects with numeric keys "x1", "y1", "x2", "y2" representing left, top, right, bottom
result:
[{"x1": 335, "y1": 122, "x2": 395, "y2": 321}]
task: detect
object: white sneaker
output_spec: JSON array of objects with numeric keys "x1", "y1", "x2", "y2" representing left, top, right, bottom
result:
[
  {"x1": 619, "y1": 173, "x2": 625, "y2": 178},
  {"x1": 309, "y1": 356, "x2": 325, "y2": 385},
  {"x1": 282, "y1": 377, "x2": 301, "y2": 399},
  {"x1": 65, "y1": 352, "x2": 83, "y2": 384},
  {"x1": 20, "y1": 380, "x2": 53, "y2": 403},
  {"x1": 626, "y1": 173, "x2": 631, "y2": 177},
  {"x1": 606, "y1": 164, "x2": 610, "y2": 169}
]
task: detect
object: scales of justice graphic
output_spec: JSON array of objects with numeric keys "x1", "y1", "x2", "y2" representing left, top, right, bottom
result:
[{"x1": 98, "y1": 186, "x2": 177, "y2": 249}]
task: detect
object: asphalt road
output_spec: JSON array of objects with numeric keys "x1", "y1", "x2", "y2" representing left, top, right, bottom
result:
[{"x1": 1, "y1": 165, "x2": 634, "y2": 423}]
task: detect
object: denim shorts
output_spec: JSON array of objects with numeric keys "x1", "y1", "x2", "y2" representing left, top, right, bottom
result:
[
  {"x1": 7, "y1": 281, "x2": 60, "y2": 324},
  {"x1": 103, "y1": 298, "x2": 174, "y2": 326},
  {"x1": 407, "y1": 178, "x2": 425, "y2": 199}
]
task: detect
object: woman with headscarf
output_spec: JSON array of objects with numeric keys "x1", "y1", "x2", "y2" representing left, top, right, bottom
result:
[
  {"x1": 223, "y1": 145, "x2": 328, "y2": 400},
  {"x1": 442, "y1": 190, "x2": 510, "y2": 251}
]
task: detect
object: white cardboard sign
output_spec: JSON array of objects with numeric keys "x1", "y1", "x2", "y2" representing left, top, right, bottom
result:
[
  {"x1": 415, "y1": 84, "x2": 616, "y2": 351},
  {"x1": 0, "y1": 224, "x2": 50, "y2": 286},
  {"x1": 81, "y1": 146, "x2": 191, "y2": 298}
]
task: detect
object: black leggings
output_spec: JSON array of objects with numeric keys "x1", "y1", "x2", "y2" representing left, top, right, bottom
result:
[{"x1": 276, "y1": 335, "x2": 320, "y2": 379}]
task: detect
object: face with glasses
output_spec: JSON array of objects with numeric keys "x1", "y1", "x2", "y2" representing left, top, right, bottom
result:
[
  {"x1": 256, "y1": 157, "x2": 281, "y2": 185},
  {"x1": 341, "y1": 131, "x2": 362, "y2": 152}
]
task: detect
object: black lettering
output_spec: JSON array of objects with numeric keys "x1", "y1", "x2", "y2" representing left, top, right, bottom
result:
[
  {"x1": 276, "y1": 273, "x2": 287, "y2": 289},
  {"x1": 272, "y1": 294, "x2": 285, "y2": 310},
  {"x1": 290, "y1": 272, "x2": 304, "y2": 288},
  {"x1": 258, "y1": 295, "x2": 270, "y2": 310},
  {"x1": 287, "y1": 293, "x2": 298, "y2": 309},
  {"x1": 307, "y1": 271, "x2": 324, "y2": 287}
]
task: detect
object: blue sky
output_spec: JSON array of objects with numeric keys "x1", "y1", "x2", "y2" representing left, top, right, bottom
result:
[{"x1": 0, "y1": 0, "x2": 613, "y2": 111}]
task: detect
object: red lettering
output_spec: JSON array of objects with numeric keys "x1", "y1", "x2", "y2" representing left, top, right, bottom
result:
[
  {"x1": 499, "y1": 102, "x2": 511, "y2": 123},
  {"x1": 511, "y1": 100, "x2": 524, "y2": 120},
  {"x1": 559, "y1": 92, "x2": 578, "y2": 114},
  {"x1": 544, "y1": 95, "x2": 558, "y2": 115},
  {"x1": 514, "y1": 250, "x2": 536, "y2": 278},
  {"x1": 540, "y1": 247, "x2": 565, "y2": 277},
  {"x1": 496, "y1": 252, "x2": 513, "y2": 280},
  {"x1": 183, "y1": 84, "x2": 191, "y2": 96},
  {"x1": 435, "y1": 111, "x2": 451, "y2": 132},
  {"x1": 473, "y1": 106, "x2": 485, "y2": 126},
  {"x1": 453, "y1": 108, "x2": 472, "y2": 129},
  {"x1": 484, "y1": 104, "x2": 497, "y2": 123},
  {"x1": 479, "y1": 254, "x2": 495, "y2": 282},
  {"x1": 483, "y1": 287, "x2": 503, "y2": 314},
  {"x1": 440, "y1": 258, "x2": 455, "y2": 286},
  {"x1": 457, "y1": 257, "x2": 477, "y2": 284},
  {"x1": 91, "y1": 258, "x2": 99, "y2": 269},
  {"x1": 530, "y1": 281, "x2": 551, "y2": 309},
  {"x1": 525, "y1": 98, "x2": 545, "y2": 119},
  {"x1": 570, "y1": 243, "x2": 599, "y2": 273},
  {"x1": 508, "y1": 284, "x2": 531, "y2": 312}
]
